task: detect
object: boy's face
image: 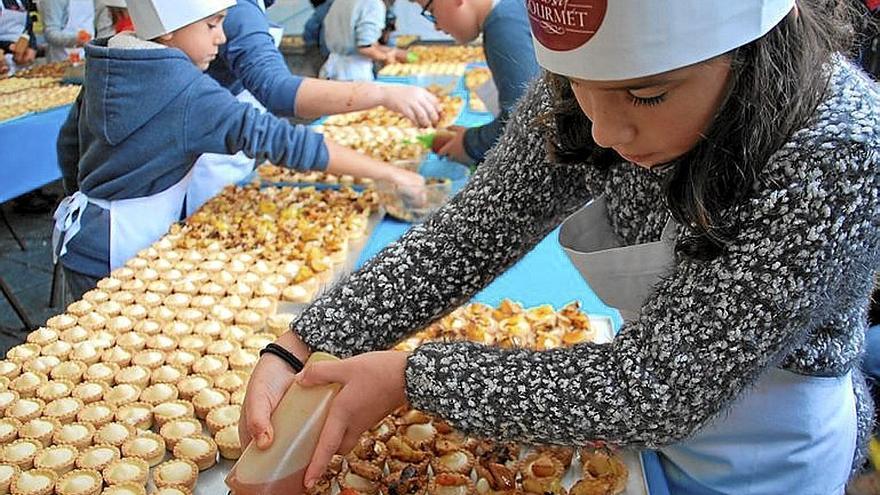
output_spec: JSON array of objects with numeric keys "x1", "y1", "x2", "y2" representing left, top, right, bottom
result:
[
  {"x1": 417, "y1": 0, "x2": 480, "y2": 44},
  {"x1": 159, "y1": 11, "x2": 227, "y2": 71}
]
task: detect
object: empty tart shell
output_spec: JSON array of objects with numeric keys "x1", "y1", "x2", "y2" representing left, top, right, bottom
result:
[
  {"x1": 427, "y1": 473, "x2": 475, "y2": 495},
  {"x1": 214, "y1": 425, "x2": 242, "y2": 460},
  {"x1": 0, "y1": 417, "x2": 21, "y2": 444},
  {"x1": 10, "y1": 468, "x2": 57, "y2": 495},
  {"x1": 53, "y1": 422, "x2": 95, "y2": 450},
  {"x1": 102, "y1": 457, "x2": 149, "y2": 486},
  {"x1": 19, "y1": 418, "x2": 61, "y2": 447},
  {"x1": 205, "y1": 404, "x2": 240, "y2": 435},
  {"x1": 121, "y1": 431, "x2": 166, "y2": 466},
  {"x1": 75, "y1": 444, "x2": 120, "y2": 472},
  {"x1": 94, "y1": 422, "x2": 135, "y2": 449},
  {"x1": 2, "y1": 439, "x2": 42, "y2": 470},
  {"x1": 6, "y1": 398, "x2": 44, "y2": 423},
  {"x1": 431, "y1": 450, "x2": 475, "y2": 475},
  {"x1": 172, "y1": 435, "x2": 217, "y2": 471},
  {"x1": 159, "y1": 418, "x2": 202, "y2": 450},
  {"x1": 114, "y1": 402, "x2": 154, "y2": 431},
  {"x1": 151, "y1": 401, "x2": 194, "y2": 428},
  {"x1": 0, "y1": 464, "x2": 19, "y2": 494},
  {"x1": 33, "y1": 444, "x2": 78, "y2": 476},
  {"x1": 153, "y1": 458, "x2": 199, "y2": 490},
  {"x1": 71, "y1": 382, "x2": 110, "y2": 405},
  {"x1": 101, "y1": 483, "x2": 148, "y2": 495},
  {"x1": 54, "y1": 468, "x2": 103, "y2": 495},
  {"x1": 191, "y1": 388, "x2": 229, "y2": 419},
  {"x1": 139, "y1": 383, "x2": 179, "y2": 407},
  {"x1": 76, "y1": 402, "x2": 116, "y2": 429}
]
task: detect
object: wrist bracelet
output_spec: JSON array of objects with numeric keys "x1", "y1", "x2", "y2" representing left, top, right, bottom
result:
[{"x1": 259, "y1": 343, "x2": 305, "y2": 373}]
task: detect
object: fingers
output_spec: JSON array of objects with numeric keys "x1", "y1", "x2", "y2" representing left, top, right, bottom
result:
[
  {"x1": 242, "y1": 385, "x2": 275, "y2": 450},
  {"x1": 420, "y1": 98, "x2": 441, "y2": 126},
  {"x1": 304, "y1": 407, "x2": 348, "y2": 488},
  {"x1": 297, "y1": 360, "x2": 348, "y2": 388},
  {"x1": 410, "y1": 103, "x2": 432, "y2": 128}
]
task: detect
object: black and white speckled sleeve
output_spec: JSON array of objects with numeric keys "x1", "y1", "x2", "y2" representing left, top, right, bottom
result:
[
  {"x1": 293, "y1": 79, "x2": 601, "y2": 357},
  {"x1": 405, "y1": 138, "x2": 880, "y2": 448}
]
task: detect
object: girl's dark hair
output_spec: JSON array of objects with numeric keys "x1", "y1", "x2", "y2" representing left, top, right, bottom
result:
[{"x1": 545, "y1": 0, "x2": 857, "y2": 260}]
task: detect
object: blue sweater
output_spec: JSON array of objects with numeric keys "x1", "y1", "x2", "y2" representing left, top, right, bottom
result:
[
  {"x1": 303, "y1": 0, "x2": 332, "y2": 57},
  {"x1": 57, "y1": 37, "x2": 329, "y2": 278},
  {"x1": 462, "y1": 0, "x2": 539, "y2": 162},
  {"x1": 206, "y1": 0, "x2": 304, "y2": 116}
]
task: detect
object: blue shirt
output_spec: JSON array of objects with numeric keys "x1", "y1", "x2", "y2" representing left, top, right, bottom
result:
[
  {"x1": 463, "y1": 0, "x2": 540, "y2": 162},
  {"x1": 206, "y1": 0, "x2": 304, "y2": 116},
  {"x1": 304, "y1": 0, "x2": 332, "y2": 57}
]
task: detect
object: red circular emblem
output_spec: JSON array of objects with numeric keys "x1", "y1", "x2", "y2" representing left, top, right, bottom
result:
[{"x1": 527, "y1": 0, "x2": 607, "y2": 52}]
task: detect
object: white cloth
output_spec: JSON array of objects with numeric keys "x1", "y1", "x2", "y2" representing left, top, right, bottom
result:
[
  {"x1": 559, "y1": 196, "x2": 857, "y2": 493},
  {"x1": 186, "y1": 89, "x2": 265, "y2": 217},
  {"x1": 47, "y1": 0, "x2": 94, "y2": 62},
  {"x1": 54, "y1": 168, "x2": 195, "y2": 271},
  {"x1": 530, "y1": 0, "x2": 796, "y2": 81},
  {"x1": 320, "y1": 52, "x2": 374, "y2": 81},
  {"x1": 0, "y1": 2, "x2": 27, "y2": 43}
]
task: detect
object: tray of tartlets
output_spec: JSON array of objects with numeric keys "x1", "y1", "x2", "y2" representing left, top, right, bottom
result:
[
  {"x1": 378, "y1": 63, "x2": 467, "y2": 77},
  {"x1": 312, "y1": 125, "x2": 431, "y2": 162},
  {"x1": 408, "y1": 45, "x2": 485, "y2": 64},
  {"x1": 321, "y1": 94, "x2": 464, "y2": 129}
]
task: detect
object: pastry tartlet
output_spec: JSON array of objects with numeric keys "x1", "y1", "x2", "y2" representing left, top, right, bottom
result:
[
  {"x1": 76, "y1": 402, "x2": 115, "y2": 429},
  {"x1": 125, "y1": 258, "x2": 148, "y2": 271},
  {"x1": 266, "y1": 314, "x2": 294, "y2": 337},
  {"x1": 193, "y1": 321, "x2": 223, "y2": 339},
  {"x1": 229, "y1": 388, "x2": 246, "y2": 406},
  {"x1": 475, "y1": 462, "x2": 517, "y2": 494},
  {"x1": 189, "y1": 296, "x2": 217, "y2": 311},
  {"x1": 50, "y1": 361, "x2": 87, "y2": 385},
  {"x1": 0, "y1": 417, "x2": 21, "y2": 443},
  {"x1": 3, "y1": 439, "x2": 41, "y2": 470},
  {"x1": 66, "y1": 301, "x2": 95, "y2": 318},
  {"x1": 159, "y1": 418, "x2": 202, "y2": 451},
  {"x1": 219, "y1": 326, "x2": 249, "y2": 345},
  {"x1": 151, "y1": 401, "x2": 194, "y2": 428},
  {"x1": 60, "y1": 327, "x2": 91, "y2": 345},
  {"x1": 101, "y1": 483, "x2": 147, "y2": 495},
  {"x1": 82, "y1": 363, "x2": 118, "y2": 386},
  {"x1": 97, "y1": 278, "x2": 123, "y2": 293},
  {"x1": 136, "y1": 268, "x2": 160, "y2": 283},
  {"x1": 208, "y1": 306, "x2": 234, "y2": 325},
  {"x1": 176, "y1": 309, "x2": 205, "y2": 326},
  {"x1": 47, "y1": 314, "x2": 78, "y2": 332},
  {"x1": 75, "y1": 445, "x2": 119, "y2": 472},
  {"x1": 36, "y1": 380, "x2": 73, "y2": 403},
  {"x1": 191, "y1": 356, "x2": 227, "y2": 378},
  {"x1": 152, "y1": 258, "x2": 174, "y2": 272},
  {"x1": 77, "y1": 313, "x2": 107, "y2": 333},
  {"x1": 40, "y1": 340, "x2": 73, "y2": 361},
  {"x1": 139, "y1": 384, "x2": 178, "y2": 407},
  {"x1": 96, "y1": 301, "x2": 123, "y2": 319},
  {"x1": 147, "y1": 307, "x2": 175, "y2": 324},
  {"x1": 172, "y1": 435, "x2": 217, "y2": 471},
  {"x1": 163, "y1": 294, "x2": 191, "y2": 311},
  {"x1": 10, "y1": 468, "x2": 57, "y2": 495},
  {"x1": 242, "y1": 333, "x2": 275, "y2": 352},
  {"x1": 44, "y1": 397, "x2": 83, "y2": 424},
  {"x1": 145, "y1": 335, "x2": 178, "y2": 354},
  {"x1": 121, "y1": 432, "x2": 165, "y2": 466},
  {"x1": 191, "y1": 389, "x2": 228, "y2": 419},
  {"x1": 114, "y1": 402, "x2": 153, "y2": 431},
  {"x1": 22, "y1": 357, "x2": 60, "y2": 377},
  {"x1": 109, "y1": 291, "x2": 135, "y2": 305},
  {"x1": 100, "y1": 348, "x2": 132, "y2": 369},
  {"x1": 246, "y1": 297, "x2": 276, "y2": 317},
  {"x1": 145, "y1": 281, "x2": 171, "y2": 297},
  {"x1": 517, "y1": 454, "x2": 565, "y2": 495},
  {"x1": 87, "y1": 331, "x2": 115, "y2": 351},
  {"x1": 197, "y1": 283, "x2": 225, "y2": 299},
  {"x1": 214, "y1": 425, "x2": 242, "y2": 460},
  {"x1": 68, "y1": 343, "x2": 100, "y2": 366},
  {"x1": 115, "y1": 333, "x2": 147, "y2": 353},
  {"x1": 53, "y1": 423, "x2": 95, "y2": 450},
  {"x1": 5, "y1": 398, "x2": 44, "y2": 423},
  {"x1": 211, "y1": 371, "x2": 247, "y2": 395},
  {"x1": 94, "y1": 423, "x2": 135, "y2": 449},
  {"x1": 103, "y1": 385, "x2": 140, "y2": 409},
  {"x1": 102, "y1": 458, "x2": 148, "y2": 486},
  {"x1": 171, "y1": 281, "x2": 198, "y2": 297},
  {"x1": 0, "y1": 361, "x2": 22, "y2": 381},
  {"x1": 110, "y1": 267, "x2": 135, "y2": 281},
  {"x1": 107, "y1": 316, "x2": 135, "y2": 335},
  {"x1": 114, "y1": 366, "x2": 150, "y2": 390},
  {"x1": 177, "y1": 336, "x2": 209, "y2": 357},
  {"x1": 10, "y1": 372, "x2": 46, "y2": 398},
  {"x1": 72, "y1": 382, "x2": 109, "y2": 405},
  {"x1": 399, "y1": 423, "x2": 438, "y2": 451},
  {"x1": 176, "y1": 376, "x2": 212, "y2": 403},
  {"x1": 164, "y1": 351, "x2": 196, "y2": 373},
  {"x1": 205, "y1": 404, "x2": 239, "y2": 435},
  {"x1": 234, "y1": 310, "x2": 265, "y2": 329},
  {"x1": 33, "y1": 444, "x2": 78, "y2": 475},
  {"x1": 135, "y1": 292, "x2": 162, "y2": 309},
  {"x1": 431, "y1": 450, "x2": 475, "y2": 476},
  {"x1": 204, "y1": 341, "x2": 238, "y2": 359},
  {"x1": 20, "y1": 418, "x2": 60, "y2": 447},
  {"x1": 54, "y1": 468, "x2": 102, "y2": 495},
  {"x1": 5, "y1": 345, "x2": 40, "y2": 365},
  {"x1": 160, "y1": 269, "x2": 184, "y2": 284},
  {"x1": 338, "y1": 460, "x2": 383, "y2": 495},
  {"x1": 427, "y1": 473, "x2": 476, "y2": 495},
  {"x1": 222, "y1": 293, "x2": 249, "y2": 309},
  {"x1": 0, "y1": 464, "x2": 19, "y2": 494},
  {"x1": 161, "y1": 322, "x2": 192, "y2": 339},
  {"x1": 82, "y1": 290, "x2": 110, "y2": 306},
  {"x1": 228, "y1": 349, "x2": 258, "y2": 372},
  {"x1": 26, "y1": 328, "x2": 58, "y2": 347},
  {"x1": 121, "y1": 305, "x2": 148, "y2": 322},
  {"x1": 131, "y1": 350, "x2": 165, "y2": 370},
  {"x1": 152, "y1": 458, "x2": 198, "y2": 490},
  {"x1": 149, "y1": 366, "x2": 184, "y2": 387},
  {"x1": 133, "y1": 320, "x2": 161, "y2": 337}
]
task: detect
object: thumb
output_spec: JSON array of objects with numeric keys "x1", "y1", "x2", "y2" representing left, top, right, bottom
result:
[
  {"x1": 243, "y1": 389, "x2": 276, "y2": 450},
  {"x1": 296, "y1": 360, "x2": 349, "y2": 388}
]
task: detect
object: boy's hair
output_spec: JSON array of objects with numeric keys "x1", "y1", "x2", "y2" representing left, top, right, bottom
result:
[{"x1": 543, "y1": 0, "x2": 857, "y2": 260}]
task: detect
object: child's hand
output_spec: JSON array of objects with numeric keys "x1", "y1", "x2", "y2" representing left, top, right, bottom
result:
[
  {"x1": 390, "y1": 168, "x2": 427, "y2": 206},
  {"x1": 437, "y1": 126, "x2": 474, "y2": 165},
  {"x1": 296, "y1": 351, "x2": 411, "y2": 490},
  {"x1": 394, "y1": 49, "x2": 410, "y2": 63},
  {"x1": 76, "y1": 29, "x2": 92, "y2": 46},
  {"x1": 380, "y1": 85, "x2": 441, "y2": 128}
]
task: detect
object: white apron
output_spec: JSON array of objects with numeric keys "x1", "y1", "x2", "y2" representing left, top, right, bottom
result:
[
  {"x1": 47, "y1": 0, "x2": 95, "y2": 63},
  {"x1": 559, "y1": 196, "x2": 858, "y2": 495},
  {"x1": 0, "y1": 3, "x2": 27, "y2": 75},
  {"x1": 186, "y1": 89, "x2": 266, "y2": 217},
  {"x1": 319, "y1": 52, "x2": 374, "y2": 81},
  {"x1": 53, "y1": 169, "x2": 195, "y2": 271}
]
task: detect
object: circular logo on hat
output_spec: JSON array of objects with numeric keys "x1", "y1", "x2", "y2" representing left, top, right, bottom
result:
[{"x1": 527, "y1": 0, "x2": 607, "y2": 52}]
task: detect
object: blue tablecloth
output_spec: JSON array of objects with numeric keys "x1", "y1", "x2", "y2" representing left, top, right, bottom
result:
[{"x1": 0, "y1": 105, "x2": 70, "y2": 203}]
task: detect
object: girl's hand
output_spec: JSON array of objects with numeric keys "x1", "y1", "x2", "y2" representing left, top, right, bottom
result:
[
  {"x1": 438, "y1": 126, "x2": 474, "y2": 165},
  {"x1": 297, "y1": 351, "x2": 411, "y2": 489}
]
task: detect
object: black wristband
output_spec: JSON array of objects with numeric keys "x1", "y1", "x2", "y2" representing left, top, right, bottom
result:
[{"x1": 259, "y1": 343, "x2": 305, "y2": 373}]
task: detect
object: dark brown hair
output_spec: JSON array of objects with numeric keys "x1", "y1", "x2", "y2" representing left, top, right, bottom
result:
[{"x1": 545, "y1": 0, "x2": 857, "y2": 260}]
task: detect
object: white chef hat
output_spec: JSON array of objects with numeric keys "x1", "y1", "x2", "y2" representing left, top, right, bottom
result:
[
  {"x1": 127, "y1": 0, "x2": 237, "y2": 40},
  {"x1": 529, "y1": 0, "x2": 796, "y2": 81},
  {"x1": 104, "y1": 0, "x2": 127, "y2": 8}
]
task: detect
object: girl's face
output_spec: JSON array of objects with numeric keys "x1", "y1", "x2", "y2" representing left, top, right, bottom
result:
[
  {"x1": 158, "y1": 12, "x2": 227, "y2": 71},
  {"x1": 567, "y1": 56, "x2": 732, "y2": 168}
]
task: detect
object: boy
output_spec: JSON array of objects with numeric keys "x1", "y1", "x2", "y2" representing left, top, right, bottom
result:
[
  {"x1": 417, "y1": 0, "x2": 540, "y2": 163},
  {"x1": 320, "y1": 0, "x2": 408, "y2": 80},
  {"x1": 54, "y1": 0, "x2": 424, "y2": 300}
]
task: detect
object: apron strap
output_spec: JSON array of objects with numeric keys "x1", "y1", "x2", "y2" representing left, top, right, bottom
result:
[{"x1": 52, "y1": 191, "x2": 109, "y2": 264}]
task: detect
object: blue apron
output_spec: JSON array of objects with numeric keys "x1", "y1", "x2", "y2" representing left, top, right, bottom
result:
[{"x1": 559, "y1": 196, "x2": 858, "y2": 495}]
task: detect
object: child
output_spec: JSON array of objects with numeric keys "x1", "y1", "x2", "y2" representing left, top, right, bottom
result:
[
  {"x1": 0, "y1": 0, "x2": 37, "y2": 69},
  {"x1": 414, "y1": 0, "x2": 540, "y2": 163},
  {"x1": 243, "y1": 0, "x2": 878, "y2": 492},
  {"x1": 54, "y1": 0, "x2": 424, "y2": 300},
  {"x1": 320, "y1": 0, "x2": 408, "y2": 80},
  {"x1": 39, "y1": 0, "x2": 94, "y2": 62}
]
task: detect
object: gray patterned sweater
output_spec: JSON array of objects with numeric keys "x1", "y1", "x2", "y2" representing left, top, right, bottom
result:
[{"x1": 293, "y1": 59, "x2": 880, "y2": 466}]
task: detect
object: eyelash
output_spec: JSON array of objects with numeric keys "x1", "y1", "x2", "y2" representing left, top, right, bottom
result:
[{"x1": 630, "y1": 93, "x2": 667, "y2": 107}]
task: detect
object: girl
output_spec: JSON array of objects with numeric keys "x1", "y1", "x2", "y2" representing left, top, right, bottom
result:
[{"x1": 243, "y1": 0, "x2": 879, "y2": 492}]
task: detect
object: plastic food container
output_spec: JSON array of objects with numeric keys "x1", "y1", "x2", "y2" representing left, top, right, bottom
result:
[{"x1": 377, "y1": 178, "x2": 453, "y2": 223}]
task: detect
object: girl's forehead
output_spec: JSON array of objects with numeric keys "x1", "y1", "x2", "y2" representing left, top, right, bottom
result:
[{"x1": 567, "y1": 59, "x2": 724, "y2": 90}]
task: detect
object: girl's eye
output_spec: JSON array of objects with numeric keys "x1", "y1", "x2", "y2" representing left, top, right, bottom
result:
[
  {"x1": 629, "y1": 93, "x2": 667, "y2": 107},
  {"x1": 208, "y1": 23, "x2": 218, "y2": 29}
]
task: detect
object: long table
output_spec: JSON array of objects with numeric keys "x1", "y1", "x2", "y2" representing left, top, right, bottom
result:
[{"x1": 0, "y1": 105, "x2": 69, "y2": 204}]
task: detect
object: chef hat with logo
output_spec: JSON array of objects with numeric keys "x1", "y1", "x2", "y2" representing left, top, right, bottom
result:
[
  {"x1": 528, "y1": 0, "x2": 796, "y2": 81},
  {"x1": 127, "y1": 0, "x2": 237, "y2": 40}
]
